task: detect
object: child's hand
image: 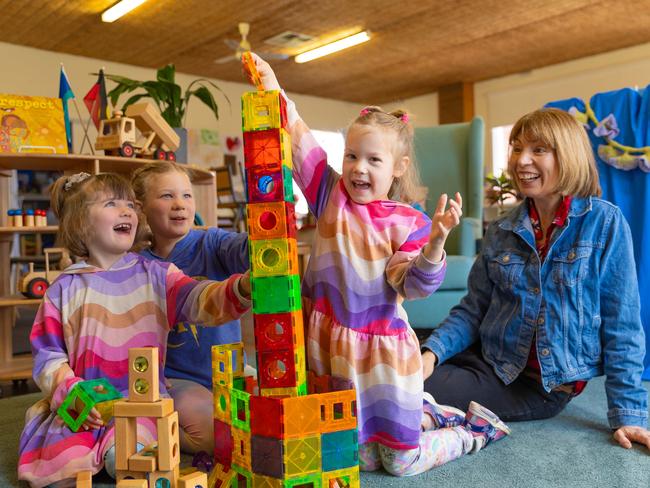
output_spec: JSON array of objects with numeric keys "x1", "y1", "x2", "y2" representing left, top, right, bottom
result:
[
  {"x1": 424, "y1": 192, "x2": 463, "y2": 262},
  {"x1": 74, "y1": 397, "x2": 103, "y2": 430},
  {"x1": 243, "y1": 53, "x2": 281, "y2": 91},
  {"x1": 238, "y1": 270, "x2": 251, "y2": 299}
]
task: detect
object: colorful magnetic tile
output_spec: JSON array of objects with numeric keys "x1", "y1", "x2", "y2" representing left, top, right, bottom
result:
[
  {"x1": 284, "y1": 473, "x2": 322, "y2": 488},
  {"x1": 241, "y1": 90, "x2": 287, "y2": 132},
  {"x1": 319, "y1": 390, "x2": 357, "y2": 433},
  {"x1": 250, "y1": 238, "x2": 299, "y2": 278},
  {"x1": 321, "y1": 467, "x2": 360, "y2": 488},
  {"x1": 230, "y1": 388, "x2": 251, "y2": 432},
  {"x1": 252, "y1": 474, "x2": 283, "y2": 488},
  {"x1": 260, "y1": 382, "x2": 307, "y2": 399},
  {"x1": 284, "y1": 436, "x2": 322, "y2": 477},
  {"x1": 214, "y1": 419, "x2": 233, "y2": 468},
  {"x1": 258, "y1": 348, "x2": 299, "y2": 390},
  {"x1": 57, "y1": 379, "x2": 122, "y2": 432},
  {"x1": 251, "y1": 435, "x2": 284, "y2": 478},
  {"x1": 243, "y1": 128, "x2": 292, "y2": 170},
  {"x1": 213, "y1": 385, "x2": 232, "y2": 423},
  {"x1": 246, "y1": 165, "x2": 294, "y2": 204},
  {"x1": 321, "y1": 429, "x2": 359, "y2": 471},
  {"x1": 231, "y1": 464, "x2": 252, "y2": 488},
  {"x1": 250, "y1": 395, "x2": 284, "y2": 439},
  {"x1": 232, "y1": 428, "x2": 252, "y2": 470},
  {"x1": 253, "y1": 311, "x2": 304, "y2": 353},
  {"x1": 247, "y1": 202, "x2": 296, "y2": 240},
  {"x1": 251, "y1": 274, "x2": 301, "y2": 314},
  {"x1": 282, "y1": 394, "x2": 321, "y2": 438},
  {"x1": 208, "y1": 463, "x2": 235, "y2": 488}
]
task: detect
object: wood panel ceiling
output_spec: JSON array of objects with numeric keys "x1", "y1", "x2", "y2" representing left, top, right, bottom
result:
[{"x1": 1, "y1": 0, "x2": 650, "y2": 103}]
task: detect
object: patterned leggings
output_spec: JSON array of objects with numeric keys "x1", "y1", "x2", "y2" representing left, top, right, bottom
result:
[{"x1": 358, "y1": 426, "x2": 473, "y2": 476}]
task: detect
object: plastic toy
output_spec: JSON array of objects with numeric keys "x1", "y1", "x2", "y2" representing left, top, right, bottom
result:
[
  {"x1": 95, "y1": 102, "x2": 180, "y2": 160},
  {"x1": 57, "y1": 378, "x2": 123, "y2": 432},
  {"x1": 206, "y1": 56, "x2": 360, "y2": 488}
]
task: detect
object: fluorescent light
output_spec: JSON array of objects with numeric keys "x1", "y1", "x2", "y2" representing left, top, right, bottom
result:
[
  {"x1": 295, "y1": 31, "x2": 370, "y2": 64},
  {"x1": 101, "y1": 0, "x2": 147, "y2": 23}
]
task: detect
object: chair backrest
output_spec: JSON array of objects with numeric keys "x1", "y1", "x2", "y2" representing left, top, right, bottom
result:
[
  {"x1": 413, "y1": 117, "x2": 485, "y2": 253},
  {"x1": 214, "y1": 166, "x2": 236, "y2": 204}
]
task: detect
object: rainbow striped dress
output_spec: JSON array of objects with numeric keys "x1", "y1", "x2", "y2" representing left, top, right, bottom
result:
[
  {"x1": 286, "y1": 101, "x2": 446, "y2": 450},
  {"x1": 18, "y1": 253, "x2": 247, "y2": 487}
]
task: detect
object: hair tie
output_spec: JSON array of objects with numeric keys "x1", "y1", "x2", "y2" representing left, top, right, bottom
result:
[
  {"x1": 400, "y1": 113, "x2": 409, "y2": 123},
  {"x1": 359, "y1": 107, "x2": 371, "y2": 117},
  {"x1": 64, "y1": 172, "x2": 92, "y2": 192}
]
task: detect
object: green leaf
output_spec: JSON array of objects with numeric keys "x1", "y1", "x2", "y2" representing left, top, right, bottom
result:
[{"x1": 157, "y1": 64, "x2": 176, "y2": 84}]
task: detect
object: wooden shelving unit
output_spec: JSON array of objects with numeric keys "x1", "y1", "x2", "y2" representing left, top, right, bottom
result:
[{"x1": 0, "y1": 153, "x2": 218, "y2": 378}]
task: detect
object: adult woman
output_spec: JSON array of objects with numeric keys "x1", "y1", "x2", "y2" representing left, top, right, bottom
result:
[{"x1": 421, "y1": 108, "x2": 650, "y2": 450}]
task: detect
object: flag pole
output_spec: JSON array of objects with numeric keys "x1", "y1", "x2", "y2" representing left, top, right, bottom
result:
[
  {"x1": 71, "y1": 98, "x2": 95, "y2": 155},
  {"x1": 79, "y1": 97, "x2": 98, "y2": 155}
]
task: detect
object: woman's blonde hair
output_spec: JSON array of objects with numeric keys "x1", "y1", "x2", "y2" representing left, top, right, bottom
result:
[
  {"x1": 352, "y1": 106, "x2": 427, "y2": 204},
  {"x1": 131, "y1": 161, "x2": 191, "y2": 204},
  {"x1": 509, "y1": 108, "x2": 601, "y2": 197},
  {"x1": 50, "y1": 172, "x2": 146, "y2": 258}
]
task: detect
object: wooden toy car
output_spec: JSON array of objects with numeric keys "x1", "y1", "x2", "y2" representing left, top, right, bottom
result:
[
  {"x1": 95, "y1": 102, "x2": 180, "y2": 160},
  {"x1": 19, "y1": 247, "x2": 71, "y2": 299}
]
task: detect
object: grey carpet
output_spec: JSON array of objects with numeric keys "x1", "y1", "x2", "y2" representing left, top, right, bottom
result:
[{"x1": 2, "y1": 376, "x2": 648, "y2": 487}]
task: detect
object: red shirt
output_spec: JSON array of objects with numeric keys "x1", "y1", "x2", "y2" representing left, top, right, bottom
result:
[{"x1": 525, "y1": 196, "x2": 587, "y2": 395}]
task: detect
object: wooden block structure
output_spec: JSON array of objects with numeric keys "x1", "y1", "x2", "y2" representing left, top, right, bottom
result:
[
  {"x1": 207, "y1": 64, "x2": 360, "y2": 488},
  {"x1": 113, "y1": 347, "x2": 207, "y2": 488}
]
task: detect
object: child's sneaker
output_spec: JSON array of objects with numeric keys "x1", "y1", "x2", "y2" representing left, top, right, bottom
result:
[
  {"x1": 422, "y1": 392, "x2": 465, "y2": 430},
  {"x1": 463, "y1": 401, "x2": 511, "y2": 453}
]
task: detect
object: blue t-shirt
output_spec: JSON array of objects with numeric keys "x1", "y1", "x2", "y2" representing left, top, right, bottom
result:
[{"x1": 140, "y1": 228, "x2": 249, "y2": 388}]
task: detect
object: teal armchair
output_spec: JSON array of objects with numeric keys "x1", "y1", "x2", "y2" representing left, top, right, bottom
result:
[{"x1": 404, "y1": 117, "x2": 484, "y2": 329}]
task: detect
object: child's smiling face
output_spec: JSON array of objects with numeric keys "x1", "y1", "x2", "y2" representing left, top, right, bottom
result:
[
  {"x1": 142, "y1": 171, "x2": 195, "y2": 243},
  {"x1": 86, "y1": 192, "x2": 137, "y2": 265},
  {"x1": 342, "y1": 124, "x2": 409, "y2": 204}
]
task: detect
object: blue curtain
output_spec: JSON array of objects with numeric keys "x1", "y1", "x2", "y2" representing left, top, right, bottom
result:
[{"x1": 546, "y1": 85, "x2": 650, "y2": 380}]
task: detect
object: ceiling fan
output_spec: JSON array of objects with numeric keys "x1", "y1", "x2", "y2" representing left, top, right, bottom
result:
[{"x1": 215, "y1": 22, "x2": 289, "y2": 64}]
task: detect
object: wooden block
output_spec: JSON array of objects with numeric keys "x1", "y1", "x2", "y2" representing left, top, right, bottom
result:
[
  {"x1": 115, "y1": 416, "x2": 138, "y2": 471},
  {"x1": 114, "y1": 398, "x2": 174, "y2": 418},
  {"x1": 129, "y1": 451, "x2": 157, "y2": 472},
  {"x1": 178, "y1": 470, "x2": 208, "y2": 488},
  {"x1": 128, "y1": 348, "x2": 160, "y2": 403},
  {"x1": 76, "y1": 470, "x2": 92, "y2": 488},
  {"x1": 157, "y1": 411, "x2": 180, "y2": 471},
  {"x1": 116, "y1": 470, "x2": 146, "y2": 482},
  {"x1": 117, "y1": 479, "x2": 148, "y2": 488},
  {"x1": 149, "y1": 465, "x2": 179, "y2": 488}
]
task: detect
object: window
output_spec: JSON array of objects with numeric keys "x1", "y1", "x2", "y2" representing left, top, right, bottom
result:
[
  {"x1": 491, "y1": 124, "x2": 513, "y2": 176},
  {"x1": 293, "y1": 129, "x2": 345, "y2": 217}
]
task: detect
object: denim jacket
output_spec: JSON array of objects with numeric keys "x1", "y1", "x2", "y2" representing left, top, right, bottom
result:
[{"x1": 423, "y1": 196, "x2": 647, "y2": 428}]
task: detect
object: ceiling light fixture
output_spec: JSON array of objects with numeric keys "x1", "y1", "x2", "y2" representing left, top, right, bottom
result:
[
  {"x1": 101, "y1": 0, "x2": 147, "y2": 23},
  {"x1": 294, "y1": 31, "x2": 370, "y2": 64}
]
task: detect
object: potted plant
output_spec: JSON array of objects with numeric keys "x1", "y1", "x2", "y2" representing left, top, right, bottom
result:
[
  {"x1": 484, "y1": 172, "x2": 520, "y2": 218},
  {"x1": 102, "y1": 64, "x2": 229, "y2": 162}
]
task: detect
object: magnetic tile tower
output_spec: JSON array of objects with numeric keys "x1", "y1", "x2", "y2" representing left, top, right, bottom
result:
[{"x1": 207, "y1": 53, "x2": 360, "y2": 488}]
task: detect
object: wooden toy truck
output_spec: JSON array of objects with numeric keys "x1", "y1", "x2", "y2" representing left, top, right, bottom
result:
[
  {"x1": 95, "y1": 102, "x2": 180, "y2": 161},
  {"x1": 19, "y1": 247, "x2": 71, "y2": 299}
]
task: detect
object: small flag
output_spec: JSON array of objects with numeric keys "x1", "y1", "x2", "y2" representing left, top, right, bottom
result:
[
  {"x1": 83, "y1": 69, "x2": 109, "y2": 130},
  {"x1": 58, "y1": 65, "x2": 75, "y2": 152}
]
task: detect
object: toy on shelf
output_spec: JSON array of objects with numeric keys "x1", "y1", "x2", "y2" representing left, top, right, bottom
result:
[
  {"x1": 95, "y1": 102, "x2": 180, "y2": 161},
  {"x1": 206, "y1": 54, "x2": 360, "y2": 488},
  {"x1": 18, "y1": 247, "x2": 71, "y2": 299},
  {"x1": 6, "y1": 208, "x2": 48, "y2": 227},
  {"x1": 57, "y1": 378, "x2": 123, "y2": 432},
  {"x1": 110, "y1": 347, "x2": 208, "y2": 488}
]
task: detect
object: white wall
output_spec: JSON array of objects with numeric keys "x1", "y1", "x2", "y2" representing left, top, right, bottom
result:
[
  {"x1": 0, "y1": 42, "x2": 360, "y2": 157},
  {"x1": 474, "y1": 41, "x2": 650, "y2": 172}
]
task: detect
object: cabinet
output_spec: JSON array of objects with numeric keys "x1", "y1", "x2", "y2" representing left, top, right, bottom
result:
[{"x1": 0, "y1": 153, "x2": 217, "y2": 378}]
